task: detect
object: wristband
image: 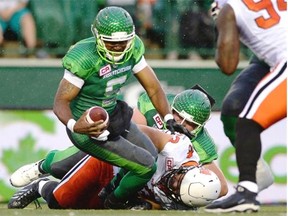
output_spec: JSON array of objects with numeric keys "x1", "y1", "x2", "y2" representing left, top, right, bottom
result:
[
  {"x1": 67, "y1": 119, "x2": 76, "y2": 132},
  {"x1": 164, "y1": 114, "x2": 173, "y2": 122}
]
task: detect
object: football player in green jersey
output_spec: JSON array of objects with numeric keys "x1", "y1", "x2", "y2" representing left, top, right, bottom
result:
[
  {"x1": 133, "y1": 88, "x2": 228, "y2": 197},
  {"x1": 10, "y1": 87, "x2": 228, "y2": 201},
  {"x1": 42, "y1": 6, "x2": 183, "y2": 209}
]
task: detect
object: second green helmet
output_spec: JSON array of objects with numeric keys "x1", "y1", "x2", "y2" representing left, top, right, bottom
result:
[{"x1": 171, "y1": 89, "x2": 211, "y2": 128}]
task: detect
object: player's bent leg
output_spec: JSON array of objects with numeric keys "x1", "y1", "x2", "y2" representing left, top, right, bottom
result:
[
  {"x1": 125, "y1": 122, "x2": 158, "y2": 158},
  {"x1": 67, "y1": 103, "x2": 157, "y2": 209},
  {"x1": 46, "y1": 147, "x2": 87, "y2": 179},
  {"x1": 9, "y1": 146, "x2": 84, "y2": 187},
  {"x1": 221, "y1": 60, "x2": 270, "y2": 146},
  {"x1": 53, "y1": 155, "x2": 114, "y2": 209}
]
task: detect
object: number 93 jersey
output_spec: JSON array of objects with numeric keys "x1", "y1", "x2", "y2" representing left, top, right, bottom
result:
[{"x1": 227, "y1": 0, "x2": 287, "y2": 67}]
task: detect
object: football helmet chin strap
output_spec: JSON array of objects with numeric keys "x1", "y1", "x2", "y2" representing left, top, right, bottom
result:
[{"x1": 103, "y1": 39, "x2": 134, "y2": 62}]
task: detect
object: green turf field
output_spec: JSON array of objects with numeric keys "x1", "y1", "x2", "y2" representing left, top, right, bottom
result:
[{"x1": 0, "y1": 203, "x2": 286, "y2": 216}]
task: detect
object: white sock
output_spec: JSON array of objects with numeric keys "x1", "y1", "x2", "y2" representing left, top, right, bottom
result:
[
  {"x1": 238, "y1": 181, "x2": 258, "y2": 193},
  {"x1": 38, "y1": 179, "x2": 49, "y2": 196}
]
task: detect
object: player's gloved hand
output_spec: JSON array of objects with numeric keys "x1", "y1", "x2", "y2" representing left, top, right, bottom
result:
[
  {"x1": 165, "y1": 115, "x2": 193, "y2": 139},
  {"x1": 168, "y1": 120, "x2": 193, "y2": 139},
  {"x1": 178, "y1": 126, "x2": 193, "y2": 139}
]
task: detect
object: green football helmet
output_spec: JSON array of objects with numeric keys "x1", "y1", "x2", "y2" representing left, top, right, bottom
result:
[
  {"x1": 91, "y1": 6, "x2": 135, "y2": 64},
  {"x1": 171, "y1": 89, "x2": 211, "y2": 135}
]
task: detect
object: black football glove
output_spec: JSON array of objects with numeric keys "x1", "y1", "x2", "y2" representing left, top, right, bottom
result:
[{"x1": 166, "y1": 119, "x2": 193, "y2": 139}]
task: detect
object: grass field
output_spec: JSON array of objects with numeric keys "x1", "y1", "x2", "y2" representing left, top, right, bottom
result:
[{"x1": 0, "y1": 203, "x2": 286, "y2": 216}]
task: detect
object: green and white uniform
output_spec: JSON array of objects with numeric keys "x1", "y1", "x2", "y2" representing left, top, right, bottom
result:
[
  {"x1": 60, "y1": 35, "x2": 158, "y2": 200},
  {"x1": 62, "y1": 36, "x2": 144, "y2": 116},
  {"x1": 137, "y1": 92, "x2": 218, "y2": 164}
]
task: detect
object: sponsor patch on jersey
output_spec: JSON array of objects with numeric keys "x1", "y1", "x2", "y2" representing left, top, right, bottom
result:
[
  {"x1": 153, "y1": 113, "x2": 164, "y2": 129},
  {"x1": 103, "y1": 65, "x2": 132, "y2": 78},
  {"x1": 165, "y1": 157, "x2": 174, "y2": 171},
  {"x1": 99, "y1": 65, "x2": 112, "y2": 76}
]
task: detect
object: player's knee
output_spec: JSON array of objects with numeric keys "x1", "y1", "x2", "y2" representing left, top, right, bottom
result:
[{"x1": 221, "y1": 95, "x2": 243, "y2": 116}]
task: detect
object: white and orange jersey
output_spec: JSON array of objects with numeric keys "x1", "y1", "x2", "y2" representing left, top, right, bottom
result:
[
  {"x1": 139, "y1": 132, "x2": 200, "y2": 203},
  {"x1": 152, "y1": 132, "x2": 199, "y2": 184},
  {"x1": 227, "y1": 0, "x2": 287, "y2": 68}
]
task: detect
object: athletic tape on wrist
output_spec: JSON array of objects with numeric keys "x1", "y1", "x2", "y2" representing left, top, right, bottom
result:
[
  {"x1": 164, "y1": 114, "x2": 173, "y2": 122},
  {"x1": 67, "y1": 119, "x2": 76, "y2": 132}
]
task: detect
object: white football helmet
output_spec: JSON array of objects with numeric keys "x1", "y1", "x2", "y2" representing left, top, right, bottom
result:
[
  {"x1": 180, "y1": 166, "x2": 221, "y2": 207},
  {"x1": 156, "y1": 166, "x2": 221, "y2": 208}
]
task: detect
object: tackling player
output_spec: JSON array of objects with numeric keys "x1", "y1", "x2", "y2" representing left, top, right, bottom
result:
[{"x1": 132, "y1": 87, "x2": 228, "y2": 198}]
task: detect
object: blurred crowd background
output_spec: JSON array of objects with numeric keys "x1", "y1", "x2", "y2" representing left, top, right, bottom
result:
[{"x1": 0, "y1": 0, "x2": 251, "y2": 60}]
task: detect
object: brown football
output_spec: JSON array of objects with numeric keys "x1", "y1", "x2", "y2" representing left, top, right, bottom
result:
[{"x1": 86, "y1": 106, "x2": 109, "y2": 125}]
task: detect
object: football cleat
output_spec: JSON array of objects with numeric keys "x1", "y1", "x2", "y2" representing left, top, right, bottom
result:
[
  {"x1": 204, "y1": 185, "x2": 260, "y2": 213},
  {"x1": 8, "y1": 178, "x2": 49, "y2": 209},
  {"x1": 10, "y1": 159, "x2": 48, "y2": 187}
]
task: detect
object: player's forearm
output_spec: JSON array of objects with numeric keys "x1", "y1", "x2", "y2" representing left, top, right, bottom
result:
[
  {"x1": 53, "y1": 99, "x2": 73, "y2": 126},
  {"x1": 149, "y1": 88, "x2": 172, "y2": 118},
  {"x1": 216, "y1": 4, "x2": 240, "y2": 75},
  {"x1": 53, "y1": 79, "x2": 80, "y2": 125},
  {"x1": 215, "y1": 46, "x2": 239, "y2": 75}
]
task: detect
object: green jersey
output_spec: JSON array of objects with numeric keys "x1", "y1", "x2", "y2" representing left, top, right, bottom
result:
[
  {"x1": 62, "y1": 36, "x2": 145, "y2": 119},
  {"x1": 137, "y1": 92, "x2": 218, "y2": 164},
  {"x1": 137, "y1": 92, "x2": 175, "y2": 129}
]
